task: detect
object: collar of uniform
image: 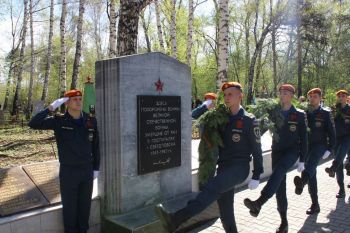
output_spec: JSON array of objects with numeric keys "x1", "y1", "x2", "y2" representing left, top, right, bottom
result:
[
  {"x1": 311, "y1": 105, "x2": 322, "y2": 114},
  {"x1": 64, "y1": 111, "x2": 87, "y2": 122},
  {"x1": 228, "y1": 107, "x2": 244, "y2": 122}
]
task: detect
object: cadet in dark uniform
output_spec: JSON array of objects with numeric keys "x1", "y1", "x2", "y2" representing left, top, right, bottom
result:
[
  {"x1": 155, "y1": 82, "x2": 263, "y2": 233},
  {"x1": 344, "y1": 96, "x2": 350, "y2": 187},
  {"x1": 325, "y1": 90, "x2": 350, "y2": 198},
  {"x1": 191, "y1": 92, "x2": 217, "y2": 119},
  {"x1": 28, "y1": 90, "x2": 100, "y2": 233},
  {"x1": 293, "y1": 88, "x2": 336, "y2": 215},
  {"x1": 244, "y1": 84, "x2": 308, "y2": 233}
]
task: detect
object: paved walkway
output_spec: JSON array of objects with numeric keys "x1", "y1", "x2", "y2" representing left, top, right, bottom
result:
[{"x1": 190, "y1": 160, "x2": 350, "y2": 233}]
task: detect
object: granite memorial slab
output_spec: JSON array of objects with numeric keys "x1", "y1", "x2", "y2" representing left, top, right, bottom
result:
[
  {"x1": 0, "y1": 167, "x2": 48, "y2": 216},
  {"x1": 22, "y1": 161, "x2": 61, "y2": 204},
  {"x1": 137, "y1": 95, "x2": 181, "y2": 174}
]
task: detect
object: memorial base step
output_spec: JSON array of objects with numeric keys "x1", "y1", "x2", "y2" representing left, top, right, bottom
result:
[{"x1": 103, "y1": 192, "x2": 219, "y2": 233}]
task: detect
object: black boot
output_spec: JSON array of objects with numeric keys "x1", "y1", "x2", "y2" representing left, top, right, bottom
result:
[
  {"x1": 294, "y1": 173, "x2": 308, "y2": 195},
  {"x1": 154, "y1": 204, "x2": 178, "y2": 233},
  {"x1": 243, "y1": 198, "x2": 261, "y2": 217},
  {"x1": 306, "y1": 203, "x2": 320, "y2": 215},
  {"x1": 243, "y1": 195, "x2": 268, "y2": 217},
  {"x1": 325, "y1": 167, "x2": 335, "y2": 177},
  {"x1": 325, "y1": 161, "x2": 337, "y2": 177},
  {"x1": 345, "y1": 163, "x2": 350, "y2": 176},
  {"x1": 276, "y1": 212, "x2": 288, "y2": 233},
  {"x1": 336, "y1": 187, "x2": 345, "y2": 198}
]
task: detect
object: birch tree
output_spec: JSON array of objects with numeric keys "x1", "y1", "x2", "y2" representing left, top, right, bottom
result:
[
  {"x1": 186, "y1": 0, "x2": 193, "y2": 65},
  {"x1": 4, "y1": 0, "x2": 21, "y2": 110},
  {"x1": 217, "y1": 0, "x2": 229, "y2": 88},
  {"x1": 170, "y1": 0, "x2": 177, "y2": 58},
  {"x1": 108, "y1": 0, "x2": 117, "y2": 58},
  {"x1": 41, "y1": 0, "x2": 54, "y2": 102},
  {"x1": 59, "y1": 0, "x2": 67, "y2": 99},
  {"x1": 71, "y1": 0, "x2": 85, "y2": 89},
  {"x1": 141, "y1": 9, "x2": 151, "y2": 52},
  {"x1": 26, "y1": 0, "x2": 35, "y2": 119},
  {"x1": 12, "y1": 0, "x2": 28, "y2": 116},
  {"x1": 154, "y1": 0, "x2": 165, "y2": 52},
  {"x1": 117, "y1": 0, "x2": 153, "y2": 56}
]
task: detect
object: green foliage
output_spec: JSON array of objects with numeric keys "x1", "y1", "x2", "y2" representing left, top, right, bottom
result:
[
  {"x1": 246, "y1": 98, "x2": 284, "y2": 141},
  {"x1": 196, "y1": 104, "x2": 229, "y2": 184}
]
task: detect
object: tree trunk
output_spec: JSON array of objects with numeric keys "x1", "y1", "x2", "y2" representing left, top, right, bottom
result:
[
  {"x1": 271, "y1": 0, "x2": 277, "y2": 96},
  {"x1": 11, "y1": 0, "x2": 28, "y2": 116},
  {"x1": 170, "y1": 0, "x2": 177, "y2": 58},
  {"x1": 297, "y1": 17, "x2": 302, "y2": 97},
  {"x1": 117, "y1": 0, "x2": 153, "y2": 56},
  {"x1": 91, "y1": 0, "x2": 103, "y2": 60},
  {"x1": 59, "y1": 0, "x2": 67, "y2": 99},
  {"x1": 141, "y1": 10, "x2": 151, "y2": 52},
  {"x1": 154, "y1": 0, "x2": 165, "y2": 52},
  {"x1": 216, "y1": 0, "x2": 229, "y2": 88},
  {"x1": 296, "y1": 0, "x2": 303, "y2": 97},
  {"x1": 244, "y1": 13, "x2": 250, "y2": 85},
  {"x1": 26, "y1": 0, "x2": 35, "y2": 119},
  {"x1": 246, "y1": 24, "x2": 271, "y2": 104},
  {"x1": 186, "y1": 0, "x2": 194, "y2": 65},
  {"x1": 71, "y1": 0, "x2": 85, "y2": 90},
  {"x1": 108, "y1": 0, "x2": 117, "y2": 58},
  {"x1": 3, "y1": 67, "x2": 13, "y2": 110},
  {"x1": 41, "y1": 0, "x2": 54, "y2": 102}
]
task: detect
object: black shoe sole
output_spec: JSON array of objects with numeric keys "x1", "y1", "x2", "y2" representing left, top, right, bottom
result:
[
  {"x1": 276, "y1": 224, "x2": 288, "y2": 233},
  {"x1": 306, "y1": 209, "x2": 320, "y2": 215},
  {"x1": 294, "y1": 176, "x2": 303, "y2": 195},
  {"x1": 243, "y1": 199, "x2": 260, "y2": 217},
  {"x1": 306, "y1": 205, "x2": 320, "y2": 215},
  {"x1": 325, "y1": 167, "x2": 335, "y2": 177}
]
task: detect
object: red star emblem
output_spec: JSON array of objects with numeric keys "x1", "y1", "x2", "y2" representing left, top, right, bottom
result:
[{"x1": 155, "y1": 78, "x2": 164, "y2": 93}]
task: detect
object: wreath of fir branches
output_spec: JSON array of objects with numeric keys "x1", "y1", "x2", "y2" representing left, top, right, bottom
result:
[
  {"x1": 196, "y1": 103, "x2": 229, "y2": 185},
  {"x1": 246, "y1": 98, "x2": 285, "y2": 142}
]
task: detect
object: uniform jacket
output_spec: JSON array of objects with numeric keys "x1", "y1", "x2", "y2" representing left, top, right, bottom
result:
[
  {"x1": 192, "y1": 104, "x2": 208, "y2": 119},
  {"x1": 307, "y1": 106, "x2": 336, "y2": 151},
  {"x1": 219, "y1": 107, "x2": 263, "y2": 180},
  {"x1": 335, "y1": 104, "x2": 350, "y2": 139},
  {"x1": 28, "y1": 108, "x2": 100, "y2": 170},
  {"x1": 272, "y1": 105, "x2": 308, "y2": 162}
]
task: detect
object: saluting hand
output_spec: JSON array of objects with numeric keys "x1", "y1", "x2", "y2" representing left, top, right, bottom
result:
[{"x1": 49, "y1": 97, "x2": 69, "y2": 111}]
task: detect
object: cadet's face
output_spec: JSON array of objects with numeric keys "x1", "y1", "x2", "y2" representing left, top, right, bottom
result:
[
  {"x1": 337, "y1": 94, "x2": 348, "y2": 105},
  {"x1": 279, "y1": 90, "x2": 293, "y2": 104},
  {"x1": 66, "y1": 96, "x2": 82, "y2": 111},
  {"x1": 224, "y1": 88, "x2": 242, "y2": 108},
  {"x1": 308, "y1": 93, "x2": 321, "y2": 107}
]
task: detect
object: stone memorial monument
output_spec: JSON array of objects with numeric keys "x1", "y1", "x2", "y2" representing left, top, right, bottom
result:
[{"x1": 95, "y1": 52, "x2": 195, "y2": 232}]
